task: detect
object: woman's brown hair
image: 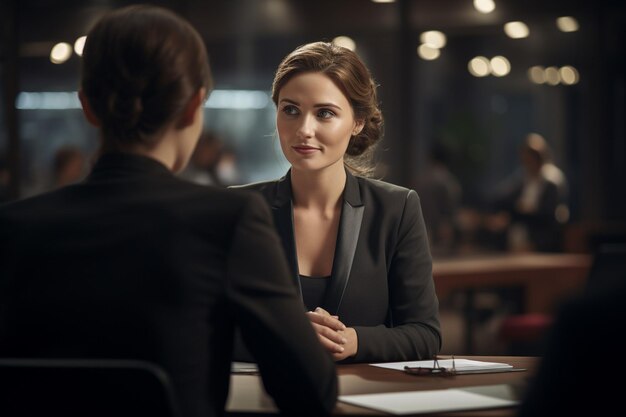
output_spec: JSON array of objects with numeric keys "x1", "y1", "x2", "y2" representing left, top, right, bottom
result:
[
  {"x1": 81, "y1": 5, "x2": 212, "y2": 148},
  {"x1": 272, "y1": 42, "x2": 383, "y2": 176}
]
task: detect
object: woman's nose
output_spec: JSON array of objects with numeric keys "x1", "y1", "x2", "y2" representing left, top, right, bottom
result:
[{"x1": 296, "y1": 114, "x2": 315, "y2": 139}]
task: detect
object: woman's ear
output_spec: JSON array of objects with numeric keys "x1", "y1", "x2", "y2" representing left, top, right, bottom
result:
[
  {"x1": 177, "y1": 88, "x2": 206, "y2": 129},
  {"x1": 78, "y1": 90, "x2": 101, "y2": 127},
  {"x1": 353, "y1": 119, "x2": 365, "y2": 136}
]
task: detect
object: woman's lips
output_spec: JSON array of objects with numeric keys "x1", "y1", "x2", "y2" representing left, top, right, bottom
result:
[{"x1": 292, "y1": 145, "x2": 320, "y2": 155}]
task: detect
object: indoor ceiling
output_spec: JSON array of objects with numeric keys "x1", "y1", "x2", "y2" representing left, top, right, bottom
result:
[{"x1": 4, "y1": 0, "x2": 623, "y2": 91}]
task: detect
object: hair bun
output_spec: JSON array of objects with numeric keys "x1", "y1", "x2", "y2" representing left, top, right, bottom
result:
[{"x1": 106, "y1": 91, "x2": 144, "y2": 136}]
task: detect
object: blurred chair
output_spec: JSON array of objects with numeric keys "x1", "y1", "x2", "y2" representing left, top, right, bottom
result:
[
  {"x1": 0, "y1": 358, "x2": 181, "y2": 417},
  {"x1": 497, "y1": 313, "x2": 554, "y2": 355},
  {"x1": 498, "y1": 243, "x2": 626, "y2": 355}
]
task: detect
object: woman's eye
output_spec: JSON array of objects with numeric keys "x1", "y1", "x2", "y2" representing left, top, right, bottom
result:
[
  {"x1": 282, "y1": 105, "x2": 299, "y2": 115},
  {"x1": 318, "y1": 109, "x2": 335, "y2": 119}
]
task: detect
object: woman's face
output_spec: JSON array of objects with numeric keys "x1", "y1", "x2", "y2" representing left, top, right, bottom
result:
[{"x1": 276, "y1": 72, "x2": 363, "y2": 174}]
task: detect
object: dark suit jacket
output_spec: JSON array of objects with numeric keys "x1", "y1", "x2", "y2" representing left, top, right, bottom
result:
[
  {"x1": 0, "y1": 153, "x2": 337, "y2": 417},
  {"x1": 235, "y1": 169, "x2": 441, "y2": 363},
  {"x1": 494, "y1": 175, "x2": 564, "y2": 251}
]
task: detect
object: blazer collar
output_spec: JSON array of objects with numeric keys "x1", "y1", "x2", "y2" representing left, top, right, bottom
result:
[
  {"x1": 325, "y1": 170, "x2": 364, "y2": 314},
  {"x1": 87, "y1": 152, "x2": 172, "y2": 182},
  {"x1": 272, "y1": 168, "x2": 365, "y2": 315},
  {"x1": 271, "y1": 168, "x2": 364, "y2": 208},
  {"x1": 343, "y1": 168, "x2": 364, "y2": 208},
  {"x1": 271, "y1": 171, "x2": 293, "y2": 208}
]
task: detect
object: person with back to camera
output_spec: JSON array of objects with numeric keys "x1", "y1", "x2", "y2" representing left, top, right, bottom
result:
[
  {"x1": 234, "y1": 41, "x2": 441, "y2": 363},
  {"x1": 0, "y1": 6, "x2": 337, "y2": 417}
]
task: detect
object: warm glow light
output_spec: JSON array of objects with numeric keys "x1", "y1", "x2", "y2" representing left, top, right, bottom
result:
[
  {"x1": 504, "y1": 21, "x2": 529, "y2": 39},
  {"x1": 16, "y1": 90, "x2": 271, "y2": 110},
  {"x1": 468, "y1": 56, "x2": 490, "y2": 77},
  {"x1": 545, "y1": 66, "x2": 561, "y2": 85},
  {"x1": 490, "y1": 56, "x2": 510, "y2": 77},
  {"x1": 205, "y1": 90, "x2": 270, "y2": 109},
  {"x1": 371, "y1": 0, "x2": 395, "y2": 3},
  {"x1": 50, "y1": 42, "x2": 72, "y2": 64},
  {"x1": 417, "y1": 44, "x2": 440, "y2": 60},
  {"x1": 528, "y1": 66, "x2": 546, "y2": 84},
  {"x1": 332, "y1": 36, "x2": 356, "y2": 51},
  {"x1": 420, "y1": 31, "x2": 447, "y2": 49},
  {"x1": 474, "y1": 0, "x2": 495, "y2": 14},
  {"x1": 74, "y1": 36, "x2": 87, "y2": 56},
  {"x1": 560, "y1": 66, "x2": 580, "y2": 85},
  {"x1": 556, "y1": 16, "x2": 579, "y2": 32}
]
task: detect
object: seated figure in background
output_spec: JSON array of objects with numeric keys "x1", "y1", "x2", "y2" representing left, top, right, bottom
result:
[
  {"x1": 485, "y1": 133, "x2": 569, "y2": 252},
  {"x1": 415, "y1": 142, "x2": 462, "y2": 256},
  {"x1": 52, "y1": 145, "x2": 88, "y2": 188}
]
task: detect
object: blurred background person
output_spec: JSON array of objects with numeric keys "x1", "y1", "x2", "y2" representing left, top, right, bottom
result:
[
  {"x1": 483, "y1": 133, "x2": 569, "y2": 252},
  {"x1": 415, "y1": 142, "x2": 462, "y2": 256},
  {"x1": 213, "y1": 145, "x2": 242, "y2": 186},
  {"x1": 178, "y1": 130, "x2": 242, "y2": 187},
  {"x1": 178, "y1": 130, "x2": 225, "y2": 186},
  {"x1": 51, "y1": 145, "x2": 87, "y2": 188}
]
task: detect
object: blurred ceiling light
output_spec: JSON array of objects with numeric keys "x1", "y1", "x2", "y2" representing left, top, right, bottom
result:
[
  {"x1": 205, "y1": 90, "x2": 270, "y2": 109},
  {"x1": 332, "y1": 36, "x2": 356, "y2": 51},
  {"x1": 420, "y1": 31, "x2": 447, "y2": 49},
  {"x1": 504, "y1": 21, "x2": 529, "y2": 39},
  {"x1": 490, "y1": 56, "x2": 510, "y2": 76},
  {"x1": 74, "y1": 36, "x2": 87, "y2": 56},
  {"x1": 560, "y1": 66, "x2": 580, "y2": 85},
  {"x1": 528, "y1": 66, "x2": 546, "y2": 84},
  {"x1": 468, "y1": 56, "x2": 490, "y2": 77},
  {"x1": 16, "y1": 92, "x2": 81, "y2": 109},
  {"x1": 371, "y1": 0, "x2": 396, "y2": 3},
  {"x1": 556, "y1": 16, "x2": 579, "y2": 32},
  {"x1": 474, "y1": 0, "x2": 495, "y2": 14},
  {"x1": 417, "y1": 44, "x2": 440, "y2": 60},
  {"x1": 16, "y1": 90, "x2": 272, "y2": 110},
  {"x1": 50, "y1": 42, "x2": 72, "y2": 64},
  {"x1": 545, "y1": 66, "x2": 561, "y2": 85}
]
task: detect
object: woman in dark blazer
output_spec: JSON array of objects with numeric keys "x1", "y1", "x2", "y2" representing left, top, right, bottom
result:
[
  {"x1": 0, "y1": 7, "x2": 336, "y2": 417},
  {"x1": 236, "y1": 42, "x2": 441, "y2": 363}
]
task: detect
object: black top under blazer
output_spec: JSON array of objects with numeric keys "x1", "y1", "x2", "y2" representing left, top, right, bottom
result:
[
  {"x1": 0, "y1": 153, "x2": 337, "y2": 417},
  {"x1": 235, "y1": 169, "x2": 442, "y2": 363}
]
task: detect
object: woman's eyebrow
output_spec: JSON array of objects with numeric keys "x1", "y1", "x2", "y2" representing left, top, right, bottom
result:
[
  {"x1": 279, "y1": 98, "x2": 299, "y2": 105},
  {"x1": 279, "y1": 98, "x2": 342, "y2": 110},
  {"x1": 313, "y1": 102, "x2": 342, "y2": 110}
]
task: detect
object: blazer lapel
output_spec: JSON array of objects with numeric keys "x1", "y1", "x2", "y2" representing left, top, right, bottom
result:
[
  {"x1": 322, "y1": 171, "x2": 364, "y2": 315},
  {"x1": 270, "y1": 172, "x2": 303, "y2": 299}
]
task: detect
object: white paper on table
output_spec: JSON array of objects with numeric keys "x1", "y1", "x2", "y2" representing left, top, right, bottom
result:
[
  {"x1": 371, "y1": 358, "x2": 512, "y2": 372},
  {"x1": 339, "y1": 384, "x2": 519, "y2": 415},
  {"x1": 231, "y1": 362, "x2": 259, "y2": 373}
]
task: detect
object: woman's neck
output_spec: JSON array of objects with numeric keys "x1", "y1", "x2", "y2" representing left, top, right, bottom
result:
[{"x1": 290, "y1": 162, "x2": 347, "y2": 214}]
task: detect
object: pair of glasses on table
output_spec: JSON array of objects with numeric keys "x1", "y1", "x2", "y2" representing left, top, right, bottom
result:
[{"x1": 404, "y1": 356, "x2": 456, "y2": 377}]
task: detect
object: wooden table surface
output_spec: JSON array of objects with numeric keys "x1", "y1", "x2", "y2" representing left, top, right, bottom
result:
[
  {"x1": 433, "y1": 253, "x2": 592, "y2": 313},
  {"x1": 227, "y1": 356, "x2": 538, "y2": 416}
]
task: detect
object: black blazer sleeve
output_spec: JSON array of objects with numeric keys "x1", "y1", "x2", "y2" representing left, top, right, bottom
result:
[
  {"x1": 351, "y1": 190, "x2": 441, "y2": 363},
  {"x1": 225, "y1": 192, "x2": 337, "y2": 415}
]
